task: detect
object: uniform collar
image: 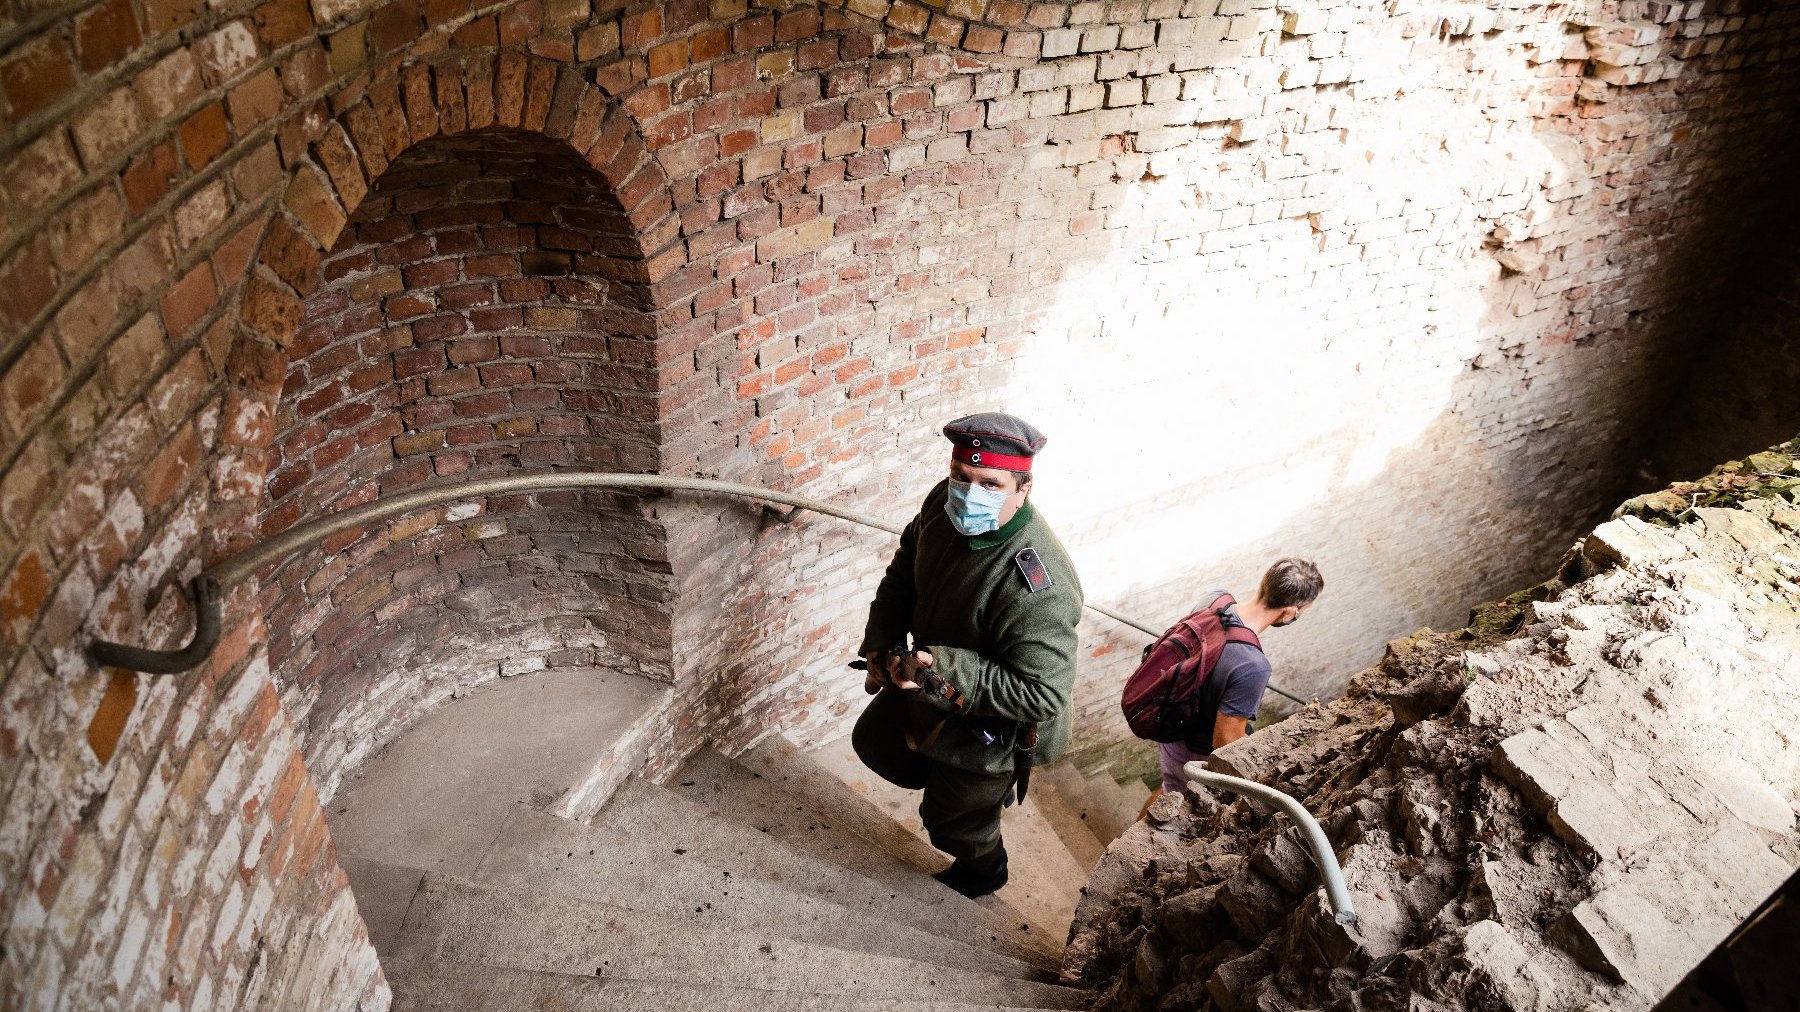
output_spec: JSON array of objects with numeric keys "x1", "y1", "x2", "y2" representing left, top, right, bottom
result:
[{"x1": 967, "y1": 500, "x2": 1034, "y2": 550}]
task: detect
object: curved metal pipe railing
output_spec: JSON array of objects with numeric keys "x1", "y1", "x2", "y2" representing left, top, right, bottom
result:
[
  {"x1": 1184, "y1": 763, "x2": 1357, "y2": 925},
  {"x1": 88, "y1": 472, "x2": 1306, "y2": 703}
]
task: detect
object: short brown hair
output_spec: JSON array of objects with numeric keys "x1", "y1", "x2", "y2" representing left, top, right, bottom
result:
[{"x1": 1257, "y1": 558, "x2": 1323, "y2": 610}]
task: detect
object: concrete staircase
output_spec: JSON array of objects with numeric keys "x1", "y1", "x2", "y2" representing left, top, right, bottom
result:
[{"x1": 328, "y1": 672, "x2": 1161, "y2": 1010}]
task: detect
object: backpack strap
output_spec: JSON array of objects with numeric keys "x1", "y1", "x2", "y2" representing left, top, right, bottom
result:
[
  {"x1": 1224, "y1": 625, "x2": 1264, "y2": 652},
  {"x1": 1211, "y1": 592, "x2": 1264, "y2": 652}
]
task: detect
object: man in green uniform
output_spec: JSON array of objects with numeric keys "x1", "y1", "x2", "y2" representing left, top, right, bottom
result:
[{"x1": 854, "y1": 412, "x2": 1084, "y2": 898}]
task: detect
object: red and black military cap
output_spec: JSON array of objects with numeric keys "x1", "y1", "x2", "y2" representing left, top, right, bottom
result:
[{"x1": 942, "y1": 412, "x2": 1047, "y2": 472}]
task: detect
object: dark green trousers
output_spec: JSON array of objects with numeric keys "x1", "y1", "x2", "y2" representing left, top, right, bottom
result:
[{"x1": 852, "y1": 689, "x2": 1013, "y2": 861}]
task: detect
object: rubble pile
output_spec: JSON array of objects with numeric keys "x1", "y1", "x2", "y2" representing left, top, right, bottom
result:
[{"x1": 1065, "y1": 438, "x2": 1800, "y2": 1011}]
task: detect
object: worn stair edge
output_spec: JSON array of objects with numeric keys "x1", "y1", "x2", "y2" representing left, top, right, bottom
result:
[
  {"x1": 670, "y1": 749, "x2": 1059, "y2": 953},
  {"x1": 471, "y1": 808, "x2": 1049, "y2": 981},
  {"x1": 385, "y1": 960, "x2": 1083, "y2": 1012},
  {"x1": 389, "y1": 873, "x2": 1090, "y2": 1009},
  {"x1": 793, "y1": 736, "x2": 1088, "y2": 941},
  {"x1": 593, "y1": 777, "x2": 1064, "y2": 972}
]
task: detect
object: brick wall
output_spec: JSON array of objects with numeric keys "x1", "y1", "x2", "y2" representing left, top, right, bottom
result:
[
  {"x1": 4, "y1": 0, "x2": 1800, "y2": 1007},
  {"x1": 260, "y1": 130, "x2": 675, "y2": 797}
]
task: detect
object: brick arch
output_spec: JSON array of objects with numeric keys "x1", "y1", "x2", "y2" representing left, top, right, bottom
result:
[
  {"x1": 242, "y1": 52, "x2": 685, "y2": 357},
  {"x1": 238, "y1": 61, "x2": 697, "y2": 796}
]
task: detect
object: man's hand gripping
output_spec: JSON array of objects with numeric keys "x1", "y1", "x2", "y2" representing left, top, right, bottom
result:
[{"x1": 858, "y1": 645, "x2": 936, "y2": 694}]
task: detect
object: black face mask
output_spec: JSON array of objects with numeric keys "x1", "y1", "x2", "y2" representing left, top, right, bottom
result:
[{"x1": 1272, "y1": 613, "x2": 1299, "y2": 628}]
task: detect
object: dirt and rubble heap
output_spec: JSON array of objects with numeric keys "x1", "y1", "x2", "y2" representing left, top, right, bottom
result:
[{"x1": 1065, "y1": 436, "x2": 1800, "y2": 1011}]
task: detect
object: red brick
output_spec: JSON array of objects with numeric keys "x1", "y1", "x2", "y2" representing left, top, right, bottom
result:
[
  {"x1": 255, "y1": 0, "x2": 314, "y2": 47},
  {"x1": 649, "y1": 39, "x2": 690, "y2": 78},
  {"x1": 260, "y1": 215, "x2": 323, "y2": 291},
  {"x1": 213, "y1": 221, "x2": 262, "y2": 287},
  {"x1": 142, "y1": 422, "x2": 201, "y2": 506},
  {"x1": 369, "y1": 0, "x2": 424, "y2": 54},
  {"x1": 1, "y1": 36, "x2": 77, "y2": 120},
  {"x1": 0, "y1": 236, "x2": 59, "y2": 332},
  {"x1": 495, "y1": 53, "x2": 528, "y2": 126},
  {"x1": 925, "y1": 15, "x2": 965, "y2": 45},
  {"x1": 161, "y1": 264, "x2": 219, "y2": 337},
  {"x1": 229, "y1": 69, "x2": 285, "y2": 133},
  {"x1": 280, "y1": 40, "x2": 330, "y2": 98},
  {"x1": 76, "y1": 0, "x2": 145, "y2": 72},
  {"x1": 1, "y1": 336, "x2": 67, "y2": 434},
  {"x1": 285, "y1": 165, "x2": 348, "y2": 246},
  {"x1": 121, "y1": 141, "x2": 179, "y2": 213},
  {"x1": 424, "y1": 0, "x2": 469, "y2": 25},
  {"x1": 403, "y1": 63, "x2": 438, "y2": 141},
  {"x1": 143, "y1": 0, "x2": 205, "y2": 36},
  {"x1": 0, "y1": 552, "x2": 50, "y2": 647},
  {"x1": 621, "y1": 7, "x2": 663, "y2": 47},
  {"x1": 178, "y1": 102, "x2": 231, "y2": 169},
  {"x1": 497, "y1": 0, "x2": 542, "y2": 45},
  {"x1": 242, "y1": 274, "x2": 303, "y2": 346},
  {"x1": 453, "y1": 15, "x2": 499, "y2": 48},
  {"x1": 522, "y1": 59, "x2": 556, "y2": 131}
]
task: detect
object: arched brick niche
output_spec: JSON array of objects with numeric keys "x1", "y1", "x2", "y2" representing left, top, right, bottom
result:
[{"x1": 259, "y1": 129, "x2": 675, "y2": 796}]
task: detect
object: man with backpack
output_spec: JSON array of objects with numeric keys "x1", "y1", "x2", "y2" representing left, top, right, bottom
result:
[
  {"x1": 1121, "y1": 558, "x2": 1323, "y2": 810},
  {"x1": 852, "y1": 412, "x2": 1084, "y2": 900}
]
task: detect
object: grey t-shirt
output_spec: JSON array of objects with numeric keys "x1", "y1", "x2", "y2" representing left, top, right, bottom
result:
[{"x1": 1186, "y1": 640, "x2": 1272, "y2": 752}]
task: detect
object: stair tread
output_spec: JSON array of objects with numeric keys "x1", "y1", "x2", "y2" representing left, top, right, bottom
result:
[
  {"x1": 796, "y1": 736, "x2": 1087, "y2": 939},
  {"x1": 668, "y1": 749, "x2": 1064, "y2": 958},
  {"x1": 1040, "y1": 764, "x2": 1127, "y2": 845},
  {"x1": 389, "y1": 873, "x2": 1089, "y2": 1008},
  {"x1": 592, "y1": 777, "x2": 1063, "y2": 970},
  {"x1": 336, "y1": 855, "x2": 426, "y2": 957},
  {"x1": 386, "y1": 960, "x2": 1082, "y2": 1012},
  {"x1": 471, "y1": 808, "x2": 1047, "y2": 980},
  {"x1": 1022, "y1": 778, "x2": 1106, "y2": 870},
  {"x1": 1078, "y1": 771, "x2": 1144, "y2": 842}
]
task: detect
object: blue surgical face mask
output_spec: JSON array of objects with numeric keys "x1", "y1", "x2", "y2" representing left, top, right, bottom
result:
[{"x1": 945, "y1": 479, "x2": 1011, "y2": 536}]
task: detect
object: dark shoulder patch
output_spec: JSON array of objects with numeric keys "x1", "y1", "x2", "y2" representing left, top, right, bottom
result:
[{"x1": 1014, "y1": 547, "x2": 1053, "y2": 593}]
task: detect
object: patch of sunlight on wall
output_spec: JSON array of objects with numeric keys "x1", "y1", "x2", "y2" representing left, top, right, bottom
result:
[{"x1": 1006, "y1": 73, "x2": 1577, "y2": 603}]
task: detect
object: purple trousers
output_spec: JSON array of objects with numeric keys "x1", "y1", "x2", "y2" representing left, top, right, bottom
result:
[{"x1": 1158, "y1": 741, "x2": 1207, "y2": 795}]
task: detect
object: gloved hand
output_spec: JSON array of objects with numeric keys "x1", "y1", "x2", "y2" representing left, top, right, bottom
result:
[
  {"x1": 860, "y1": 652, "x2": 888, "y2": 694},
  {"x1": 888, "y1": 649, "x2": 934, "y2": 691}
]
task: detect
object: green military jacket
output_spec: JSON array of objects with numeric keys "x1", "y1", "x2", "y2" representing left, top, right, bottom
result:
[{"x1": 860, "y1": 479, "x2": 1084, "y2": 776}]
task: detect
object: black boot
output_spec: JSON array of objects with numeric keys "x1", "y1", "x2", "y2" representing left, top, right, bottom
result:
[{"x1": 933, "y1": 841, "x2": 1008, "y2": 898}]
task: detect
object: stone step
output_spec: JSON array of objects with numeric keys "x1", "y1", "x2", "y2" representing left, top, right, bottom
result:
[
  {"x1": 470, "y1": 807, "x2": 1048, "y2": 981},
  {"x1": 668, "y1": 749, "x2": 1065, "y2": 957},
  {"x1": 592, "y1": 777, "x2": 1063, "y2": 972},
  {"x1": 386, "y1": 960, "x2": 1082, "y2": 1012},
  {"x1": 336, "y1": 854, "x2": 426, "y2": 957},
  {"x1": 387, "y1": 873, "x2": 1090, "y2": 1009},
  {"x1": 1079, "y1": 769, "x2": 1146, "y2": 843},
  {"x1": 325, "y1": 667, "x2": 669, "y2": 879},
  {"x1": 797, "y1": 735, "x2": 1087, "y2": 941},
  {"x1": 1038, "y1": 763, "x2": 1109, "y2": 839},
  {"x1": 1022, "y1": 776, "x2": 1106, "y2": 871}
]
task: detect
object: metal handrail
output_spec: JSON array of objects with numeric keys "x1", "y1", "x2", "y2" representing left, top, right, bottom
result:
[
  {"x1": 1184, "y1": 763, "x2": 1357, "y2": 924},
  {"x1": 89, "y1": 471, "x2": 1305, "y2": 702}
]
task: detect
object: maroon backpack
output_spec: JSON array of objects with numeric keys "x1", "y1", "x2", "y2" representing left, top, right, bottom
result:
[{"x1": 1120, "y1": 592, "x2": 1264, "y2": 743}]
